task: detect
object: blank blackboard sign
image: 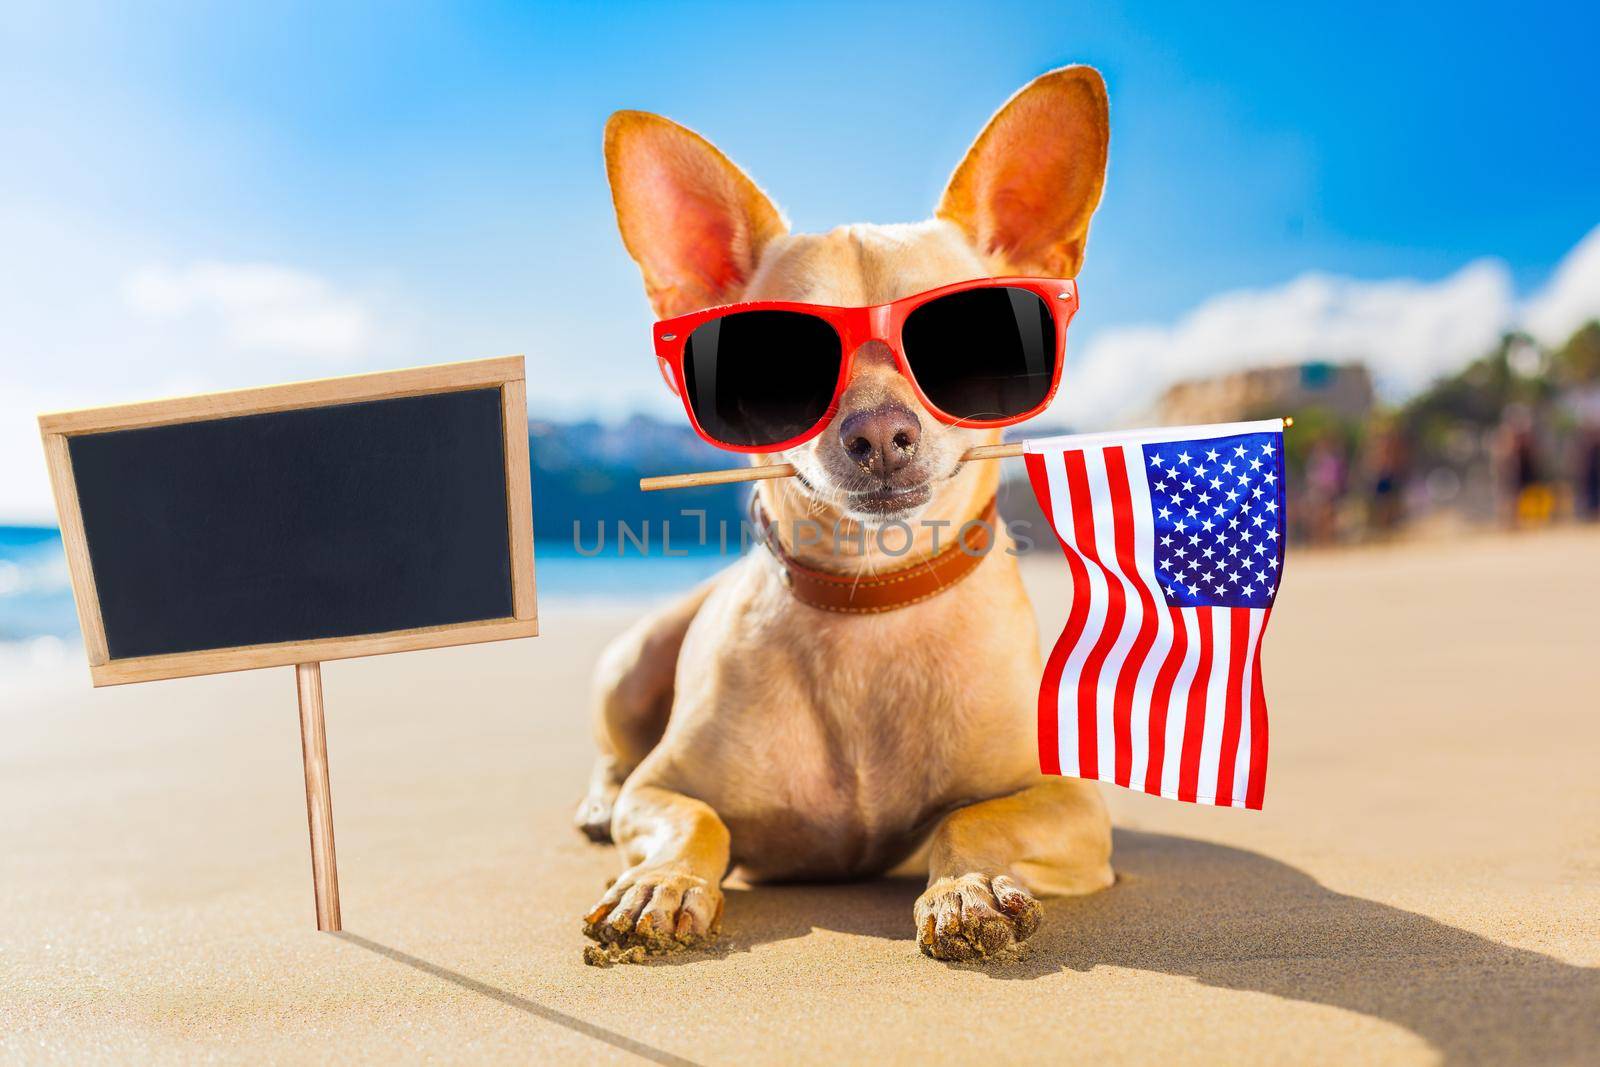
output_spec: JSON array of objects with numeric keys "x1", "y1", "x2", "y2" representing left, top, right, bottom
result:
[
  {"x1": 40, "y1": 357, "x2": 537, "y2": 687},
  {"x1": 72, "y1": 389, "x2": 514, "y2": 660},
  {"x1": 40, "y1": 357, "x2": 537, "y2": 932}
]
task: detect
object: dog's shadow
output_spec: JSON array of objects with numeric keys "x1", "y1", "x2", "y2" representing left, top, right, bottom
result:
[{"x1": 695, "y1": 830, "x2": 1597, "y2": 1065}]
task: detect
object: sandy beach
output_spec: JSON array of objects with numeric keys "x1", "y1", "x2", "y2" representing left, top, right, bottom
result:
[{"x1": 3, "y1": 529, "x2": 1597, "y2": 1065}]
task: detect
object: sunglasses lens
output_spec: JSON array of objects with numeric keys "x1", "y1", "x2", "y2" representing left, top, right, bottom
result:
[
  {"x1": 682, "y1": 310, "x2": 842, "y2": 448},
  {"x1": 902, "y1": 286, "x2": 1057, "y2": 423}
]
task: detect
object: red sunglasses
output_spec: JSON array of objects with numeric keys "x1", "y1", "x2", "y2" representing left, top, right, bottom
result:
[{"x1": 652, "y1": 277, "x2": 1077, "y2": 453}]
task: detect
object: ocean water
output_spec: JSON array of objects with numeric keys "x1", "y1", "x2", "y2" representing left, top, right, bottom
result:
[
  {"x1": 0, "y1": 527, "x2": 77, "y2": 643},
  {"x1": 0, "y1": 525, "x2": 735, "y2": 654}
]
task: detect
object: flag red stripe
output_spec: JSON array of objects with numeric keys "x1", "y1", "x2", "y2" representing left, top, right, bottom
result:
[
  {"x1": 1245, "y1": 607, "x2": 1272, "y2": 809},
  {"x1": 1143, "y1": 605, "x2": 1187, "y2": 796},
  {"x1": 1025, "y1": 453, "x2": 1075, "y2": 775},
  {"x1": 1213, "y1": 607, "x2": 1251, "y2": 805},
  {"x1": 1106, "y1": 448, "x2": 1159, "y2": 788},
  {"x1": 1024, "y1": 452, "x2": 1057, "y2": 529},
  {"x1": 1064, "y1": 449, "x2": 1116, "y2": 781},
  {"x1": 1177, "y1": 606, "x2": 1214, "y2": 802}
]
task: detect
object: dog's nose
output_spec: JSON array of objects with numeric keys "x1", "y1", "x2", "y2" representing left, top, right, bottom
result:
[{"x1": 838, "y1": 404, "x2": 921, "y2": 477}]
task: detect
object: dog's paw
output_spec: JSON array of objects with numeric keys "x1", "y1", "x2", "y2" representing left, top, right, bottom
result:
[
  {"x1": 573, "y1": 790, "x2": 615, "y2": 844},
  {"x1": 582, "y1": 866, "x2": 723, "y2": 953},
  {"x1": 914, "y1": 872, "x2": 1042, "y2": 962}
]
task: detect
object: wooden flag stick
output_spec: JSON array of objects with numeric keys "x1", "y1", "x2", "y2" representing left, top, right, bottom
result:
[
  {"x1": 295, "y1": 662, "x2": 341, "y2": 932},
  {"x1": 638, "y1": 442, "x2": 1019, "y2": 492},
  {"x1": 639, "y1": 418, "x2": 1294, "y2": 492}
]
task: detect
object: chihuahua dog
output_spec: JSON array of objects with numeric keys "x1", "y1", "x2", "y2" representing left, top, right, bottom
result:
[{"x1": 578, "y1": 67, "x2": 1114, "y2": 961}]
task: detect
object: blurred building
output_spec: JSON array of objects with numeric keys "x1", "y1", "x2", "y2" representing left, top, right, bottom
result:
[{"x1": 1155, "y1": 361, "x2": 1375, "y2": 424}]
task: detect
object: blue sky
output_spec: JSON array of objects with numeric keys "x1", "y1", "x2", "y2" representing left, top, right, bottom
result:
[{"x1": 2, "y1": 1, "x2": 1597, "y2": 518}]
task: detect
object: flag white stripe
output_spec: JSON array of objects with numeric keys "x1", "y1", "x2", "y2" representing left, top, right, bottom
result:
[
  {"x1": 1121, "y1": 442, "x2": 1168, "y2": 789},
  {"x1": 1041, "y1": 449, "x2": 1085, "y2": 777},
  {"x1": 1195, "y1": 606, "x2": 1233, "y2": 802},
  {"x1": 1231, "y1": 609, "x2": 1266, "y2": 807},
  {"x1": 1084, "y1": 449, "x2": 1138, "y2": 782},
  {"x1": 1161, "y1": 606, "x2": 1200, "y2": 798},
  {"x1": 1065, "y1": 468, "x2": 1110, "y2": 779}
]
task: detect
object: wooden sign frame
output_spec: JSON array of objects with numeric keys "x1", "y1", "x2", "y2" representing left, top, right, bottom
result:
[
  {"x1": 38, "y1": 356, "x2": 538, "y2": 688},
  {"x1": 38, "y1": 356, "x2": 538, "y2": 932}
]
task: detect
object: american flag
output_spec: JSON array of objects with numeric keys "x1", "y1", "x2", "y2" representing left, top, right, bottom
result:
[{"x1": 1023, "y1": 420, "x2": 1285, "y2": 809}]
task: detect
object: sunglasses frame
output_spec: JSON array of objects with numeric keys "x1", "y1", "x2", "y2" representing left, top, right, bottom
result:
[{"x1": 652, "y1": 276, "x2": 1078, "y2": 454}]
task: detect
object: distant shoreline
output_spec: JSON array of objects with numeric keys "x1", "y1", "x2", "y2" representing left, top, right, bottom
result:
[{"x1": 0, "y1": 524, "x2": 737, "y2": 650}]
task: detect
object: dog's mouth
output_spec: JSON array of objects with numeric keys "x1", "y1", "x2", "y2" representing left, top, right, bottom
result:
[
  {"x1": 795, "y1": 468, "x2": 935, "y2": 516},
  {"x1": 846, "y1": 481, "x2": 932, "y2": 515}
]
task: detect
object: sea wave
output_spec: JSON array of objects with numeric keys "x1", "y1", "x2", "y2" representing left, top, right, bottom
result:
[
  {"x1": 0, "y1": 550, "x2": 70, "y2": 596},
  {"x1": 0, "y1": 528, "x2": 78, "y2": 644}
]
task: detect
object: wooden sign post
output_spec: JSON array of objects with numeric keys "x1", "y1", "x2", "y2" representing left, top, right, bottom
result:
[
  {"x1": 296, "y1": 662, "x2": 341, "y2": 931},
  {"x1": 39, "y1": 357, "x2": 538, "y2": 931}
]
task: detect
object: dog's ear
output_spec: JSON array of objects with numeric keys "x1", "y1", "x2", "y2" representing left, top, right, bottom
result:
[
  {"x1": 937, "y1": 66, "x2": 1109, "y2": 278},
  {"x1": 604, "y1": 111, "x2": 788, "y2": 319}
]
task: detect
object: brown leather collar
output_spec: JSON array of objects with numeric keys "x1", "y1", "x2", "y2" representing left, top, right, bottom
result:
[{"x1": 753, "y1": 496, "x2": 999, "y2": 614}]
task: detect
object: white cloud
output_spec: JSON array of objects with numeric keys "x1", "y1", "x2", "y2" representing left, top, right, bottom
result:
[
  {"x1": 0, "y1": 246, "x2": 402, "y2": 523},
  {"x1": 1057, "y1": 222, "x2": 1600, "y2": 427},
  {"x1": 122, "y1": 261, "x2": 375, "y2": 361},
  {"x1": 1522, "y1": 225, "x2": 1600, "y2": 348},
  {"x1": 1060, "y1": 259, "x2": 1515, "y2": 426}
]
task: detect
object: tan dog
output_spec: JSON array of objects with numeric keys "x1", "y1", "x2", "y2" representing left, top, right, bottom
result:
[{"x1": 578, "y1": 66, "x2": 1115, "y2": 961}]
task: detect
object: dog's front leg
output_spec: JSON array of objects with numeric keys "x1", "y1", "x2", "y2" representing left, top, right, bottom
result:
[
  {"x1": 582, "y1": 782, "x2": 730, "y2": 952},
  {"x1": 916, "y1": 777, "x2": 1113, "y2": 961}
]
